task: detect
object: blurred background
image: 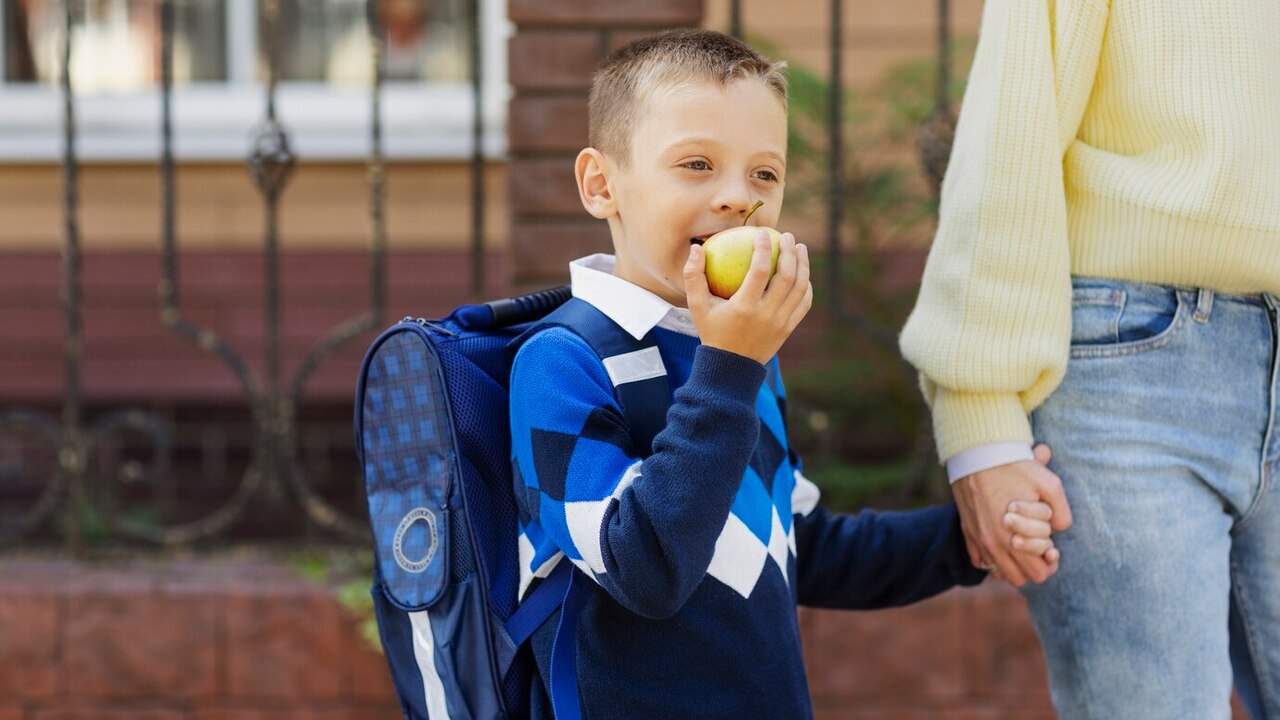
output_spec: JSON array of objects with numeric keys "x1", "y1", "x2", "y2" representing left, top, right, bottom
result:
[{"x1": 0, "y1": 1, "x2": 1136, "y2": 718}]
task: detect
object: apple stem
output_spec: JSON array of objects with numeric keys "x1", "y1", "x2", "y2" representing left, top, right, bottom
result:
[{"x1": 742, "y1": 200, "x2": 764, "y2": 225}]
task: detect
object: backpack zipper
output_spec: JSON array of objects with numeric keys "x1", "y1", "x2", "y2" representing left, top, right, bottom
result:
[{"x1": 401, "y1": 315, "x2": 456, "y2": 336}]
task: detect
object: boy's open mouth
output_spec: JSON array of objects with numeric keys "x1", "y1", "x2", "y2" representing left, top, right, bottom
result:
[{"x1": 689, "y1": 232, "x2": 713, "y2": 246}]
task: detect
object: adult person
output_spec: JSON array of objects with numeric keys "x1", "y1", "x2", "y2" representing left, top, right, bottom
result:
[{"x1": 899, "y1": 1, "x2": 1280, "y2": 717}]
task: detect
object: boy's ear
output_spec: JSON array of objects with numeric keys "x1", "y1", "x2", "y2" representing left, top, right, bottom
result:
[{"x1": 575, "y1": 148, "x2": 616, "y2": 220}]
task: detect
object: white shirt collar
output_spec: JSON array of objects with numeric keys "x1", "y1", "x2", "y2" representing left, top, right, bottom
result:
[{"x1": 568, "y1": 254, "x2": 698, "y2": 339}]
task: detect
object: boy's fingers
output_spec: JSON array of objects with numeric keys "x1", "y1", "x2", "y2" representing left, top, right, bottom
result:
[
  {"x1": 785, "y1": 245, "x2": 813, "y2": 326},
  {"x1": 765, "y1": 232, "x2": 798, "y2": 300},
  {"x1": 786, "y1": 281, "x2": 813, "y2": 330},
  {"x1": 1004, "y1": 512, "x2": 1052, "y2": 538},
  {"x1": 1006, "y1": 500, "x2": 1053, "y2": 522},
  {"x1": 735, "y1": 229, "x2": 774, "y2": 298},
  {"x1": 1011, "y1": 536, "x2": 1055, "y2": 555},
  {"x1": 683, "y1": 245, "x2": 711, "y2": 316}
]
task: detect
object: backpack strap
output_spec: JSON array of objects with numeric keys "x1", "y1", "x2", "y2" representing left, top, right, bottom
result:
[
  {"x1": 505, "y1": 296, "x2": 675, "y2": 719},
  {"x1": 531, "y1": 297, "x2": 673, "y2": 455}
]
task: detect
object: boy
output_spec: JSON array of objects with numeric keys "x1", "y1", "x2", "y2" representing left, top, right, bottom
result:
[{"x1": 509, "y1": 29, "x2": 1058, "y2": 719}]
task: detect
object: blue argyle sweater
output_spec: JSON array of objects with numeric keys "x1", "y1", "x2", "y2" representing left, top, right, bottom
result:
[{"x1": 510, "y1": 323, "x2": 984, "y2": 720}]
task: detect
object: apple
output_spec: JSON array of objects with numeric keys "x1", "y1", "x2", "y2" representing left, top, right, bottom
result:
[{"x1": 700, "y1": 200, "x2": 783, "y2": 299}]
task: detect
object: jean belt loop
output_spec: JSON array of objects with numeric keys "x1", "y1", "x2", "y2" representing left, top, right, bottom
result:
[{"x1": 1194, "y1": 287, "x2": 1214, "y2": 324}]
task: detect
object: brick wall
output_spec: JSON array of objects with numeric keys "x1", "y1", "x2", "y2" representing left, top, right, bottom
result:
[
  {"x1": 505, "y1": 0, "x2": 704, "y2": 288},
  {"x1": 0, "y1": 559, "x2": 1253, "y2": 719},
  {"x1": 0, "y1": 558, "x2": 1030, "y2": 719}
]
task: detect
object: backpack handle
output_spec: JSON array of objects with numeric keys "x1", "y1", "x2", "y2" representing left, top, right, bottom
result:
[{"x1": 455, "y1": 285, "x2": 573, "y2": 330}]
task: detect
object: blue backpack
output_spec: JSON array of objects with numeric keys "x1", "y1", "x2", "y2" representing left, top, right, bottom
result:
[{"x1": 354, "y1": 288, "x2": 671, "y2": 720}]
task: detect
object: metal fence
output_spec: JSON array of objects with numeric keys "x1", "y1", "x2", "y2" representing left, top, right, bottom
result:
[{"x1": 0, "y1": 0, "x2": 955, "y2": 552}]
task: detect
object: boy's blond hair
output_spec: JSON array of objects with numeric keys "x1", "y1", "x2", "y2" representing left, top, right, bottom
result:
[{"x1": 588, "y1": 29, "x2": 788, "y2": 166}]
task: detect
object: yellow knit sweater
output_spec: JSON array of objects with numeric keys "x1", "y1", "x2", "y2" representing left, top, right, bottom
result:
[{"x1": 899, "y1": 0, "x2": 1280, "y2": 462}]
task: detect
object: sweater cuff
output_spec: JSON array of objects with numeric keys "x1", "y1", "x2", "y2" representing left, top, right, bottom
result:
[
  {"x1": 930, "y1": 389, "x2": 1034, "y2": 463},
  {"x1": 690, "y1": 346, "x2": 768, "y2": 401}
]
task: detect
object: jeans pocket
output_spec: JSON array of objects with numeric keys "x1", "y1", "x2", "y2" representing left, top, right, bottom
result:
[{"x1": 1070, "y1": 280, "x2": 1186, "y2": 359}]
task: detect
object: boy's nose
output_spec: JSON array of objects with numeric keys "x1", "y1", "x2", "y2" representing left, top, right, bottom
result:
[{"x1": 713, "y1": 182, "x2": 754, "y2": 217}]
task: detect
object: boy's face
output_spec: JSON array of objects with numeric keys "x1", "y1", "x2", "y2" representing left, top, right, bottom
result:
[{"x1": 583, "y1": 78, "x2": 788, "y2": 308}]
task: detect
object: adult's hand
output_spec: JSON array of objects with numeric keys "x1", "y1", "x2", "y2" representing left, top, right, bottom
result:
[{"x1": 953, "y1": 443, "x2": 1073, "y2": 586}]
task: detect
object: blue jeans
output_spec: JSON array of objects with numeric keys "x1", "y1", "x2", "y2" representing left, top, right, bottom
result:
[{"x1": 1021, "y1": 277, "x2": 1280, "y2": 719}]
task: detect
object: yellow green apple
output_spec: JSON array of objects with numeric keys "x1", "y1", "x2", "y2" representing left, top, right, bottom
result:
[{"x1": 700, "y1": 201, "x2": 783, "y2": 299}]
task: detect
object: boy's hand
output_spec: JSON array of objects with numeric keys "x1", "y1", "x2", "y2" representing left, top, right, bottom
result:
[
  {"x1": 1002, "y1": 500, "x2": 1060, "y2": 563},
  {"x1": 684, "y1": 230, "x2": 812, "y2": 365}
]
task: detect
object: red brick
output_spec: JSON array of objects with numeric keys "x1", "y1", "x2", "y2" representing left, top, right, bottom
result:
[
  {"x1": 63, "y1": 579, "x2": 218, "y2": 701},
  {"x1": 816, "y1": 708, "x2": 1054, "y2": 720},
  {"x1": 801, "y1": 590, "x2": 966, "y2": 706},
  {"x1": 509, "y1": 220, "x2": 611, "y2": 284},
  {"x1": 0, "y1": 249, "x2": 511, "y2": 405},
  {"x1": 31, "y1": 710, "x2": 184, "y2": 720},
  {"x1": 509, "y1": 31, "x2": 604, "y2": 91},
  {"x1": 960, "y1": 584, "x2": 1050, "y2": 703},
  {"x1": 332, "y1": 607, "x2": 397, "y2": 703},
  {"x1": 509, "y1": 98, "x2": 590, "y2": 154},
  {"x1": 294, "y1": 707, "x2": 402, "y2": 720},
  {"x1": 0, "y1": 589, "x2": 59, "y2": 700},
  {"x1": 0, "y1": 707, "x2": 25, "y2": 720},
  {"x1": 1233, "y1": 692, "x2": 1251, "y2": 718},
  {"x1": 191, "y1": 709, "x2": 292, "y2": 720},
  {"x1": 509, "y1": 158, "x2": 584, "y2": 219},
  {"x1": 606, "y1": 30, "x2": 667, "y2": 54},
  {"x1": 509, "y1": 0, "x2": 701, "y2": 27},
  {"x1": 225, "y1": 587, "x2": 344, "y2": 701}
]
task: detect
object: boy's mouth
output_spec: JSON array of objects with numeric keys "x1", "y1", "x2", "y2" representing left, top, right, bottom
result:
[{"x1": 689, "y1": 232, "x2": 715, "y2": 246}]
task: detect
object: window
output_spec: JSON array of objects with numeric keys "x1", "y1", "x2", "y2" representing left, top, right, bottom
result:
[{"x1": 0, "y1": 0, "x2": 508, "y2": 161}]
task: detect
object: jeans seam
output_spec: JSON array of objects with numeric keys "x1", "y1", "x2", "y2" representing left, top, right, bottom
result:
[
  {"x1": 1231, "y1": 559, "x2": 1278, "y2": 719},
  {"x1": 1070, "y1": 292, "x2": 1189, "y2": 360},
  {"x1": 1237, "y1": 308, "x2": 1279, "y2": 532}
]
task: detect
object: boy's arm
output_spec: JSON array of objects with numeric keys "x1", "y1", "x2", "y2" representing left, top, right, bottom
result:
[
  {"x1": 793, "y1": 499, "x2": 987, "y2": 610},
  {"x1": 511, "y1": 327, "x2": 765, "y2": 619}
]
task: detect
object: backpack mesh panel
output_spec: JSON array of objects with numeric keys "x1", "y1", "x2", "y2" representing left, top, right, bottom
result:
[{"x1": 438, "y1": 332, "x2": 530, "y2": 715}]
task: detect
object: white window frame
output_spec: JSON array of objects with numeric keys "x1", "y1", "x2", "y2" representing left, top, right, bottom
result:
[{"x1": 0, "y1": 0, "x2": 510, "y2": 162}]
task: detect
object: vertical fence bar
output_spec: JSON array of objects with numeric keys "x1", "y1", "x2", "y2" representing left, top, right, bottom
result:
[
  {"x1": 936, "y1": 0, "x2": 950, "y2": 112},
  {"x1": 0, "y1": 0, "x2": 7, "y2": 80},
  {"x1": 59, "y1": 0, "x2": 84, "y2": 554},
  {"x1": 263, "y1": 4, "x2": 281, "y2": 404},
  {"x1": 368, "y1": 0, "x2": 387, "y2": 319},
  {"x1": 728, "y1": 0, "x2": 742, "y2": 39},
  {"x1": 247, "y1": 0, "x2": 297, "y2": 509},
  {"x1": 160, "y1": 0, "x2": 178, "y2": 312},
  {"x1": 826, "y1": 0, "x2": 844, "y2": 322},
  {"x1": 469, "y1": 0, "x2": 485, "y2": 299}
]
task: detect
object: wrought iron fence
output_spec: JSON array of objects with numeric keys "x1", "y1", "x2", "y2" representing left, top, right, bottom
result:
[{"x1": 0, "y1": 0, "x2": 955, "y2": 552}]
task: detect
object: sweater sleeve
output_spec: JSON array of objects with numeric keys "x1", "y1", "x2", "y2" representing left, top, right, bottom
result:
[
  {"x1": 794, "y1": 503, "x2": 987, "y2": 610},
  {"x1": 898, "y1": 0, "x2": 1109, "y2": 462},
  {"x1": 510, "y1": 327, "x2": 765, "y2": 619}
]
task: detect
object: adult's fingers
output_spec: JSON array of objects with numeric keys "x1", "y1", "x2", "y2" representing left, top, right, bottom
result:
[
  {"x1": 1035, "y1": 470, "x2": 1075, "y2": 532},
  {"x1": 952, "y1": 475, "x2": 1028, "y2": 585},
  {"x1": 1033, "y1": 443, "x2": 1053, "y2": 465}
]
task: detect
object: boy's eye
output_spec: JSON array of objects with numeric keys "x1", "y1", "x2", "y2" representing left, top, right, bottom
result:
[
  {"x1": 681, "y1": 160, "x2": 711, "y2": 171},
  {"x1": 754, "y1": 169, "x2": 780, "y2": 183}
]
